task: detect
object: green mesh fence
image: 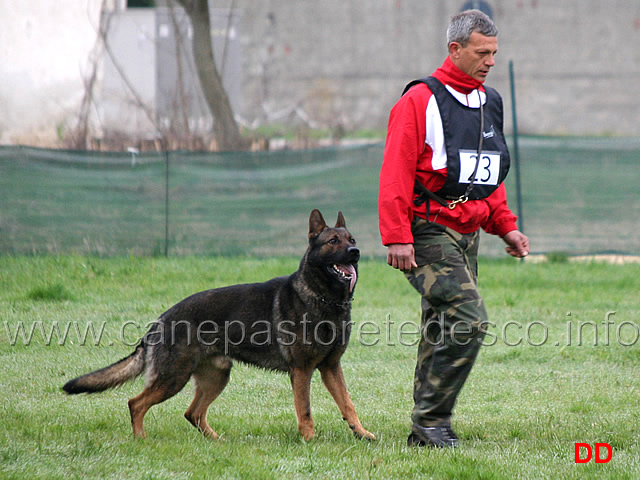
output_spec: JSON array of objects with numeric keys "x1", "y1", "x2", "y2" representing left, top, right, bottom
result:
[
  {"x1": 1, "y1": 138, "x2": 639, "y2": 258},
  {"x1": 494, "y1": 136, "x2": 640, "y2": 258}
]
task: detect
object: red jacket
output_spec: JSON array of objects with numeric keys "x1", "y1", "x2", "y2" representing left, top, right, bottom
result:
[{"x1": 378, "y1": 57, "x2": 518, "y2": 246}]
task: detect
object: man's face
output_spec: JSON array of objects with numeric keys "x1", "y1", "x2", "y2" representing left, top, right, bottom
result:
[{"x1": 449, "y1": 32, "x2": 498, "y2": 82}]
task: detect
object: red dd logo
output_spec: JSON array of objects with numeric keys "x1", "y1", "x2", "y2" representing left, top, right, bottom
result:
[{"x1": 574, "y1": 443, "x2": 613, "y2": 464}]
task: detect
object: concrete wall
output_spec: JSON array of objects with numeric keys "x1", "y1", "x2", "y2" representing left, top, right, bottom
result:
[
  {"x1": 101, "y1": 7, "x2": 242, "y2": 140},
  {"x1": 101, "y1": 9, "x2": 158, "y2": 136},
  {"x1": 234, "y1": 0, "x2": 640, "y2": 136},
  {"x1": 2, "y1": 1, "x2": 639, "y2": 145},
  {"x1": 0, "y1": 0, "x2": 102, "y2": 145}
]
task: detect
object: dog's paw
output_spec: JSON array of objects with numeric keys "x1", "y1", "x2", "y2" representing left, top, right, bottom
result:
[
  {"x1": 363, "y1": 430, "x2": 377, "y2": 441},
  {"x1": 354, "y1": 428, "x2": 376, "y2": 441},
  {"x1": 299, "y1": 426, "x2": 315, "y2": 442},
  {"x1": 348, "y1": 422, "x2": 376, "y2": 441}
]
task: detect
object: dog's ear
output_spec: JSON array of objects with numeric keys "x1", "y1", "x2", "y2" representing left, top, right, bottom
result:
[
  {"x1": 309, "y1": 209, "x2": 327, "y2": 240},
  {"x1": 335, "y1": 211, "x2": 346, "y2": 229}
]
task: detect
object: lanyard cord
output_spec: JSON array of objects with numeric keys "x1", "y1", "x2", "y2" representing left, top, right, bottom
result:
[{"x1": 448, "y1": 89, "x2": 484, "y2": 209}]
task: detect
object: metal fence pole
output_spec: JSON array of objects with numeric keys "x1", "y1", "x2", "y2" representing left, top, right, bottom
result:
[
  {"x1": 509, "y1": 60, "x2": 524, "y2": 235},
  {"x1": 164, "y1": 149, "x2": 170, "y2": 257}
]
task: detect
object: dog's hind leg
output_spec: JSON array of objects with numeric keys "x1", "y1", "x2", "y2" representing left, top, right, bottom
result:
[
  {"x1": 319, "y1": 362, "x2": 376, "y2": 440},
  {"x1": 128, "y1": 370, "x2": 192, "y2": 438},
  {"x1": 184, "y1": 356, "x2": 232, "y2": 439},
  {"x1": 290, "y1": 366, "x2": 315, "y2": 441}
]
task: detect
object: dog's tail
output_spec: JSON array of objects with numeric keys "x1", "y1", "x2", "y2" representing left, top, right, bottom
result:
[{"x1": 62, "y1": 344, "x2": 146, "y2": 394}]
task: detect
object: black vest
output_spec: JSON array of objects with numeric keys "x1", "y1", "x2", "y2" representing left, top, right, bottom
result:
[{"x1": 403, "y1": 76, "x2": 511, "y2": 201}]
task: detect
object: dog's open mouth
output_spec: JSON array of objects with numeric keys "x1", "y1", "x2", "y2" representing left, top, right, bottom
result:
[{"x1": 331, "y1": 264, "x2": 357, "y2": 293}]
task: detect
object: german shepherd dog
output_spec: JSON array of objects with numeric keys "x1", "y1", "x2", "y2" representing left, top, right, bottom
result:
[{"x1": 63, "y1": 209, "x2": 375, "y2": 442}]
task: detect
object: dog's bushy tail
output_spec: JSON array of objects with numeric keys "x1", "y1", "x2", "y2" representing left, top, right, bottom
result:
[{"x1": 63, "y1": 345, "x2": 145, "y2": 394}]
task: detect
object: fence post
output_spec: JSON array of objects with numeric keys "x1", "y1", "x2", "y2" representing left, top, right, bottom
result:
[
  {"x1": 509, "y1": 60, "x2": 525, "y2": 235},
  {"x1": 164, "y1": 149, "x2": 170, "y2": 257}
]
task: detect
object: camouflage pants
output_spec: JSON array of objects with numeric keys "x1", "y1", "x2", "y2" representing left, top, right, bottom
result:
[{"x1": 404, "y1": 218, "x2": 488, "y2": 428}]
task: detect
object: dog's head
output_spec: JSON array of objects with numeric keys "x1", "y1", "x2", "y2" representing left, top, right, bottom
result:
[{"x1": 306, "y1": 209, "x2": 359, "y2": 295}]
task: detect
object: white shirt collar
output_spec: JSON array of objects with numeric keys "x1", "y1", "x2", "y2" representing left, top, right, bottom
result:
[{"x1": 444, "y1": 85, "x2": 486, "y2": 108}]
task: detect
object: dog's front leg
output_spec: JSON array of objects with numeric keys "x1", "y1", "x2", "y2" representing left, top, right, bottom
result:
[
  {"x1": 290, "y1": 367, "x2": 315, "y2": 441},
  {"x1": 319, "y1": 362, "x2": 376, "y2": 441}
]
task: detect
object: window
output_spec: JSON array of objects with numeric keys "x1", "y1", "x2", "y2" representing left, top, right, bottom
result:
[
  {"x1": 461, "y1": 0, "x2": 494, "y2": 19},
  {"x1": 127, "y1": 0, "x2": 155, "y2": 7}
]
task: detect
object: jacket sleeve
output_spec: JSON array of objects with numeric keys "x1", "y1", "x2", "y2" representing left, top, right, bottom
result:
[
  {"x1": 481, "y1": 183, "x2": 519, "y2": 237},
  {"x1": 378, "y1": 88, "x2": 430, "y2": 246}
]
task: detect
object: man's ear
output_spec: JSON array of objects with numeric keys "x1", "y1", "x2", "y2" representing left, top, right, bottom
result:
[
  {"x1": 308, "y1": 209, "x2": 327, "y2": 240},
  {"x1": 448, "y1": 41, "x2": 461, "y2": 60}
]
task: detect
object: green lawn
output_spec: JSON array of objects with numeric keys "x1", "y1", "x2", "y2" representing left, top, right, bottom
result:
[{"x1": 1, "y1": 255, "x2": 639, "y2": 479}]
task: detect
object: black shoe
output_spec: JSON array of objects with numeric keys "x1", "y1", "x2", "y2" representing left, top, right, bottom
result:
[{"x1": 407, "y1": 425, "x2": 459, "y2": 448}]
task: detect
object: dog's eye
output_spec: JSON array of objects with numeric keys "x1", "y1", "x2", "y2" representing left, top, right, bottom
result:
[
  {"x1": 349, "y1": 238, "x2": 356, "y2": 245},
  {"x1": 328, "y1": 238, "x2": 339, "y2": 245}
]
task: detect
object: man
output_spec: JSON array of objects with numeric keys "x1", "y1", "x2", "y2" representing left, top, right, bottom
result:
[{"x1": 378, "y1": 9, "x2": 529, "y2": 448}]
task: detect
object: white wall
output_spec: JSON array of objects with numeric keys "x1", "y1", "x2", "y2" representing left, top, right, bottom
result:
[
  {"x1": 0, "y1": 1, "x2": 102, "y2": 145},
  {"x1": 2, "y1": 1, "x2": 640, "y2": 145}
]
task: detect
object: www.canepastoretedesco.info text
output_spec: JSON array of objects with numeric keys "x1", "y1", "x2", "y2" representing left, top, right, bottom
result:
[{"x1": 3, "y1": 311, "x2": 637, "y2": 349}]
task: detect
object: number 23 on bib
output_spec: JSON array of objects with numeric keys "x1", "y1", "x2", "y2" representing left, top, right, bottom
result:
[{"x1": 458, "y1": 150, "x2": 501, "y2": 186}]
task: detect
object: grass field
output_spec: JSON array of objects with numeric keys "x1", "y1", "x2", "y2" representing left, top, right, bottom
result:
[{"x1": 1, "y1": 255, "x2": 639, "y2": 479}]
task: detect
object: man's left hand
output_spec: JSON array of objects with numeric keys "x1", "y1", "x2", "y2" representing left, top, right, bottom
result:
[{"x1": 503, "y1": 230, "x2": 529, "y2": 258}]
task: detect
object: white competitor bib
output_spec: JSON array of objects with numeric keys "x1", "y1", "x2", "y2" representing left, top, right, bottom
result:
[{"x1": 458, "y1": 150, "x2": 502, "y2": 186}]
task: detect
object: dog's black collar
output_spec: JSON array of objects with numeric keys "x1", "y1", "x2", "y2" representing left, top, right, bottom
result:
[
  {"x1": 293, "y1": 270, "x2": 353, "y2": 308},
  {"x1": 314, "y1": 293, "x2": 353, "y2": 309}
]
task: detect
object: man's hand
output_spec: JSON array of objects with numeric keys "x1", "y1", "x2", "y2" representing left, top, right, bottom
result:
[
  {"x1": 387, "y1": 243, "x2": 418, "y2": 272},
  {"x1": 503, "y1": 230, "x2": 529, "y2": 258}
]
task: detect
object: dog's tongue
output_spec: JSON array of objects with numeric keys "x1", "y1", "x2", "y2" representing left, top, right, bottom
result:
[{"x1": 337, "y1": 264, "x2": 357, "y2": 293}]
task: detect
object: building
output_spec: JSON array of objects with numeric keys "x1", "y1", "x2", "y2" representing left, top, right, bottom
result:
[{"x1": 1, "y1": 0, "x2": 639, "y2": 147}]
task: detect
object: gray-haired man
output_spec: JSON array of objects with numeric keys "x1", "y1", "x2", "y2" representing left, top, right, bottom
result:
[{"x1": 378, "y1": 9, "x2": 529, "y2": 447}]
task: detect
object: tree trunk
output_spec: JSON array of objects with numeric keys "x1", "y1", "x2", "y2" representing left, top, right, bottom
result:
[{"x1": 175, "y1": 0, "x2": 247, "y2": 151}]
